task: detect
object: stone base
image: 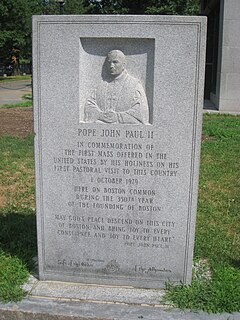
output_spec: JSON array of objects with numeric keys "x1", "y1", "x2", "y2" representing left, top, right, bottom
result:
[
  {"x1": 0, "y1": 277, "x2": 239, "y2": 320},
  {"x1": 23, "y1": 275, "x2": 166, "y2": 306}
]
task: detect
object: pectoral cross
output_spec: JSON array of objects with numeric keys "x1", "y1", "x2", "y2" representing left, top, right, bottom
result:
[{"x1": 106, "y1": 93, "x2": 117, "y2": 110}]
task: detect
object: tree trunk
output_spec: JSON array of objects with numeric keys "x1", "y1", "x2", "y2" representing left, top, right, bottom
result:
[{"x1": 11, "y1": 48, "x2": 21, "y2": 76}]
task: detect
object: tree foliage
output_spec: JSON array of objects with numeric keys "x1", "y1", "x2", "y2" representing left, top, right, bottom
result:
[
  {"x1": 0, "y1": 0, "x2": 89, "y2": 72},
  {"x1": 0, "y1": 0, "x2": 41, "y2": 73},
  {"x1": 88, "y1": 0, "x2": 200, "y2": 15},
  {"x1": 0, "y1": 0, "x2": 200, "y2": 72}
]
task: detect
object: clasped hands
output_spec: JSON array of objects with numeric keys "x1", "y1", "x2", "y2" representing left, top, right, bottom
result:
[
  {"x1": 85, "y1": 101, "x2": 118, "y2": 123},
  {"x1": 97, "y1": 110, "x2": 118, "y2": 123}
]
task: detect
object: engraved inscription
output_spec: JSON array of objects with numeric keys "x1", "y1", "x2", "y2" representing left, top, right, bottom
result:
[
  {"x1": 55, "y1": 214, "x2": 176, "y2": 250},
  {"x1": 50, "y1": 126, "x2": 181, "y2": 276}
]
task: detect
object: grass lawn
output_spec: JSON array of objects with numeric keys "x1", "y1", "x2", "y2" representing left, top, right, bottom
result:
[
  {"x1": 0, "y1": 75, "x2": 31, "y2": 83},
  {"x1": 0, "y1": 113, "x2": 239, "y2": 311},
  {"x1": 0, "y1": 135, "x2": 36, "y2": 302},
  {"x1": 0, "y1": 101, "x2": 32, "y2": 109},
  {"x1": 165, "y1": 114, "x2": 240, "y2": 313}
]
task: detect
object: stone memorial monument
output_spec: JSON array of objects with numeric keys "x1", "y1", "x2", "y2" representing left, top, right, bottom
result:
[{"x1": 33, "y1": 15, "x2": 206, "y2": 288}]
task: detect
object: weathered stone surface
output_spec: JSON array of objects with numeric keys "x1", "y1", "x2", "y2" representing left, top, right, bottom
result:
[
  {"x1": 33, "y1": 15, "x2": 206, "y2": 288},
  {"x1": 30, "y1": 280, "x2": 166, "y2": 306},
  {"x1": 0, "y1": 296, "x2": 239, "y2": 320}
]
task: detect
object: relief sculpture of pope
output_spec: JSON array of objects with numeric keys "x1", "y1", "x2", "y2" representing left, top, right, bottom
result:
[{"x1": 84, "y1": 50, "x2": 149, "y2": 124}]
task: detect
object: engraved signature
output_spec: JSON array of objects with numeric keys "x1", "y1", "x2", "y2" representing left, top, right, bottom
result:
[
  {"x1": 135, "y1": 265, "x2": 171, "y2": 273},
  {"x1": 58, "y1": 259, "x2": 93, "y2": 268}
]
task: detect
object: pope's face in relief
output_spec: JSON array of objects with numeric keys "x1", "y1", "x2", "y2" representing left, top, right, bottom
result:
[{"x1": 107, "y1": 51, "x2": 126, "y2": 77}]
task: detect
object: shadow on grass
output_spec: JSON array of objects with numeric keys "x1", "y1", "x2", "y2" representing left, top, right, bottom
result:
[
  {"x1": 0, "y1": 209, "x2": 37, "y2": 270},
  {"x1": 229, "y1": 259, "x2": 240, "y2": 269}
]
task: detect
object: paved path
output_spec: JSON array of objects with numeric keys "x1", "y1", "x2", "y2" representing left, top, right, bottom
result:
[{"x1": 0, "y1": 79, "x2": 32, "y2": 105}]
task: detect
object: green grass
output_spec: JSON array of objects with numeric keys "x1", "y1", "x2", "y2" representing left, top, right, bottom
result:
[
  {"x1": 0, "y1": 100, "x2": 32, "y2": 109},
  {"x1": 165, "y1": 114, "x2": 240, "y2": 313},
  {"x1": 0, "y1": 135, "x2": 36, "y2": 302},
  {"x1": 0, "y1": 114, "x2": 239, "y2": 309},
  {"x1": 196, "y1": 114, "x2": 239, "y2": 268},
  {"x1": 21, "y1": 93, "x2": 32, "y2": 100},
  {"x1": 0, "y1": 75, "x2": 31, "y2": 83},
  {"x1": 165, "y1": 266, "x2": 239, "y2": 313},
  {"x1": 0, "y1": 250, "x2": 29, "y2": 302},
  {"x1": 0, "y1": 134, "x2": 35, "y2": 216}
]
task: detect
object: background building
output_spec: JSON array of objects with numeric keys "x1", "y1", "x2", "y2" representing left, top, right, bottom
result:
[{"x1": 202, "y1": 0, "x2": 240, "y2": 112}]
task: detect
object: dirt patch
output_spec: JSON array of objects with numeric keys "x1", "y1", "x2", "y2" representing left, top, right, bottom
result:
[
  {"x1": 0, "y1": 107, "x2": 33, "y2": 138},
  {"x1": 201, "y1": 134, "x2": 215, "y2": 141}
]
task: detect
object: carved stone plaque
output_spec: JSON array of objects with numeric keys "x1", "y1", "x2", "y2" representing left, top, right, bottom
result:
[{"x1": 33, "y1": 15, "x2": 206, "y2": 288}]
